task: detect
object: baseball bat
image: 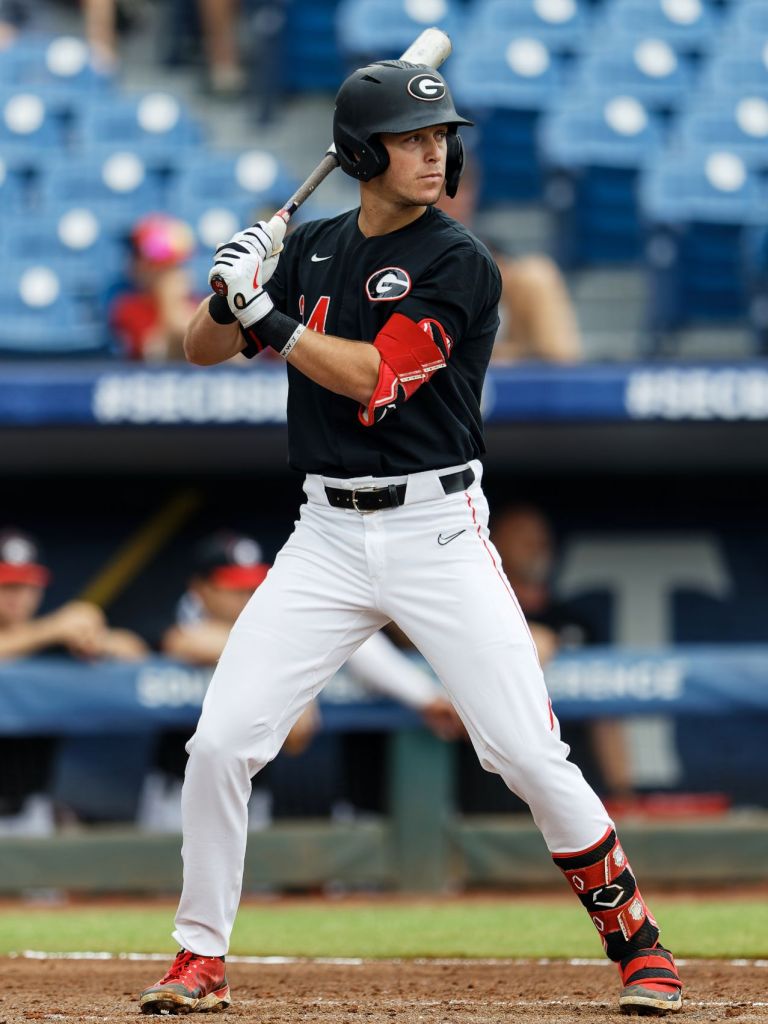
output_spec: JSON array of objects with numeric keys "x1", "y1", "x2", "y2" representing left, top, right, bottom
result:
[{"x1": 210, "y1": 27, "x2": 453, "y2": 298}]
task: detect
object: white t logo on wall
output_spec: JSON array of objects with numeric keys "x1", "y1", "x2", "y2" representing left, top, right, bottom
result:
[{"x1": 556, "y1": 534, "x2": 730, "y2": 646}]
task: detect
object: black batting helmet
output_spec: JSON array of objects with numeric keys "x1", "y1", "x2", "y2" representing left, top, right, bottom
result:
[{"x1": 333, "y1": 60, "x2": 473, "y2": 198}]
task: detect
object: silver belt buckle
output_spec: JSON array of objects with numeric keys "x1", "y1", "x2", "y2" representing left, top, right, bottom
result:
[{"x1": 351, "y1": 486, "x2": 378, "y2": 514}]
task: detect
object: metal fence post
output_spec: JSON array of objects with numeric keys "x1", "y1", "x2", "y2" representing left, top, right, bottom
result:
[{"x1": 388, "y1": 729, "x2": 455, "y2": 891}]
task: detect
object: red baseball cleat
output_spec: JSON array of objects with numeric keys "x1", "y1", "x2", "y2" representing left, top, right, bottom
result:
[
  {"x1": 139, "y1": 949, "x2": 231, "y2": 1014},
  {"x1": 618, "y1": 945, "x2": 683, "y2": 1014}
]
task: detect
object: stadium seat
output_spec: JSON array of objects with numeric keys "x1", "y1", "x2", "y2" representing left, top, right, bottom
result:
[
  {"x1": 0, "y1": 32, "x2": 112, "y2": 92},
  {"x1": 0, "y1": 208, "x2": 124, "y2": 310},
  {"x1": 0, "y1": 153, "x2": 30, "y2": 210},
  {"x1": 574, "y1": 36, "x2": 695, "y2": 114},
  {"x1": 540, "y1": 94, "x2": 664, "y2": 263},
  {"x1": 449, "y1": 35, "x2": 565, "y2": 200},
  {"x1": 599, "y1": 0, "x2": 721, "y2": 55},
  {"x1": 0, "y1": 86, "x2": 67, "y2": 152},
  {"x1": 726, "y1": 0, "x2": 768, "y2": 41},
  {"x1": 335, "y1": 0, "x2": 464, "y2": 66},
  {"x1": 702, "y1": 48, "x2": 768, "y2": 98},
  {"x1": 171, "y1": 200, "x2": 252, "y2": 253},
  {"x1": 77, "y1": 92, "x2": 204, "y2": 153},
  {"x1": 0, "y1": 264, "x2": 109, "y2": 356},
  {"x1": 282, "y1": 0, "x2": 347, "y2": 93},
  {"x1": 173, "y1": 150, "x2": 296, "y2": 215},
  {"x1": 677, "y1": 98, "x2": 768, "y2": 172},
  {"x1": 640, "y1": 150, "x2": 768, "y2": 330},
  {"x1": 40, "y1": 150, "x2": 167, "y2": 211},
  {"x1": 469, "y1": 0, "x2": 592, "y2": 55}
]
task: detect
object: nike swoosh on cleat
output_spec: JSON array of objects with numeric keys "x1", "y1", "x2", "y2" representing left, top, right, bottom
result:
[
  {"x1": 311, "y1": 253, "x2": 333, "y2": 262},
  {"x1": 437, "y1": 530, "x2": 466, "y2": 546}
]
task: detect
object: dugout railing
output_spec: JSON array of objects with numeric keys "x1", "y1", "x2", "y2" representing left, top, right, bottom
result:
[{"x1": 1, "y1": 649, "x2": 768, "y2": 893}]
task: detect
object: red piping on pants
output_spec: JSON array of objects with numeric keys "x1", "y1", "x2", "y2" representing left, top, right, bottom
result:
[{"x1": 464, "y1": 491, "x2": 551, "y2": 736}]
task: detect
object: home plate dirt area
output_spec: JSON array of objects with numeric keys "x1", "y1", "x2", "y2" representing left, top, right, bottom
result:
[{"x1": 1, "y1": 957, "x2": 767, "y2": 1023}]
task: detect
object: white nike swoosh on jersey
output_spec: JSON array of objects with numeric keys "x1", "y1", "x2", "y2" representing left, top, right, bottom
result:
[
  {"x1": 376, "y1": 273, "x2": 404, "y2": 293},
  {"x1": 311, "y1": 253, "x2": 333, "y2": 262}
]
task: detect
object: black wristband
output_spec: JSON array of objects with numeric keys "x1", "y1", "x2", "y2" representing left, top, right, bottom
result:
[
  {"x1": 208, "y1": 293, "x2": 237, "y2": 325},
  {"x1": 248, "y1": 308, "x2": 305, "y2": 358}
]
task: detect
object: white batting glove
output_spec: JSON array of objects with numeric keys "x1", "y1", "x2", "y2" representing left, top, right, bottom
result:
[{"x1": 208, "y1": 221, "x2": 276, "y2": 328}]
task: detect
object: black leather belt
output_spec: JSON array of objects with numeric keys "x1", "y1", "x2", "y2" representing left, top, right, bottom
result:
[{"x1": 325, "y1": 466, "x2": 475, "y2": 513}]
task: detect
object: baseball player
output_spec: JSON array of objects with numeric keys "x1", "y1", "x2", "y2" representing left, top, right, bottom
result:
[{"x1": 140, "y1": 61, "x2": 682, "y2": 1016}]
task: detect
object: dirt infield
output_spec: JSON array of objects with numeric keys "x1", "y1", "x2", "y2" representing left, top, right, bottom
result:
[{"x1": 1, "y1": 956, "x2": 767, "y2": 1023}]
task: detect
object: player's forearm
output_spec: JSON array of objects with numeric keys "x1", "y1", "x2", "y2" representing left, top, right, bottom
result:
[
  {"x1": 0, "y1": 618, "x2": 64, "y2": 659},
  {"x1": 287, "y1": 328, "x2": 381, "y2": 404},
  {"x1": 162, "y1": 623, "x2": 230, "y2": 665},
  {"x1": 184, "y1": 298, "x2": 244, "y2": 366}
]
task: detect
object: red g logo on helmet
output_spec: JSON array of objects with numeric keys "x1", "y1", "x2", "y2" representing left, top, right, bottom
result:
[{"x1": 407, "y1": 74, "x2": 446, "y2": 102}]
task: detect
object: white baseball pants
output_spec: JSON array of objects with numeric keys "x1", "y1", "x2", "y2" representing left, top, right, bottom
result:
[{"x1": 173, "y1": 461, "x2": 612, "y2": 955}]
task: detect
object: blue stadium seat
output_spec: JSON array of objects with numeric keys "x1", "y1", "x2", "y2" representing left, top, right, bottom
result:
[
  {"x1": 173, "y1": 150, "x2": 296, "y2": 215},
  {"x1": 640, "y1": 150, "x2": 768, "y2": 329},
  {"x1": 0, "y1": 86, "x2": 68, "y2": 152},
  {"x1": 0, "y1": 264, "x2": 109, "y2": 356},
  {"x1": 449, "y1": 34, "x2": 565, "y2": 200},
  {"x1": 600, "y1": 0, "x2": 720, "y2": 55},
  {"x1": 702, "y1": 49, "x2": 768, "y2": 98},
  {"x1": 574, "y1": 36, "x2": 695, "y2": 113},
  {"x1": 470, "y1": 0, "x2": 592, "y2": 55},
  {"x1": 40, "y1": 150, "x2": 167, "y2": 211},
  {"x1": 540, "y1": 94, "x2": 664, "y2": 263},
  {"x1": 0, "y1": 32, "x2": 112, "y2": 92},
  {"x1": 0, "y1": 152, "x2": 30, "y2": 210},
  {"x1": 335, "y1": 0, "x2": 464, "y2": 66},
  {"x1": 726, "y1": 0, "x2": 768, "y2": 40},
  {"x1": 0, "y1": 208, "x2": 124, "y2": 309},
  {"x1": 677, "y1": 98, "x2": 768, "y2": 172},
  {"x1": 283, "y1": 0, "x2": 347, "y2": 93},
  {"x1": 77, "y1": 92, "x2": 204, "y2": 153},
  {"x1": 170, "y1": 200, "x2": 252, "y2": 254}
]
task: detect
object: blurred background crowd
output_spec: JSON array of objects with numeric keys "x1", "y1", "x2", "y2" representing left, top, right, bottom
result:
[
  {"x1": 2, "y1": 0, "x2": 768, "y2": 361},
  {"x1": 2, "y1": 0, "x2": 767, "y2": 869}
]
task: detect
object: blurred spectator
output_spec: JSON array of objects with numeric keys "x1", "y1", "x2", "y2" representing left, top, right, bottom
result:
[
  {"x1": 163, "y1": 530, "x2": 465, "y2": 746},
  {"x1": 81, "y1": 0, "x2": 119, "y2": 72},
  {"x1": 197, "y1": 0, "x2": 246, "y2": 96},
  {"x1": 110, "y1": 213, "x2": 199, "y2": 361},
  {"x1": 437, "y1": 154, "x2": 583, "y2": 364},
  {"x1": 0, "y1": 527, "x2": 147, "y2": 829},
  {"x1": 0, "y1": 527, "x2": 147, "y2": 661},
  {"x1": 145, "y1": 529, "x2": 463, "y2": 826},
  {"x1": 493, "y1": 256, "x2": 584, "y2": 364},
  {"x1": 491, "y1": 505, "x2": 633, "y2": 802}
]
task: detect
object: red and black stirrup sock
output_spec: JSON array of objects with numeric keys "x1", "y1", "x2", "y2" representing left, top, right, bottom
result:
[{"x1": 552, "y1": 827, "x2": 660, "y2": 962}]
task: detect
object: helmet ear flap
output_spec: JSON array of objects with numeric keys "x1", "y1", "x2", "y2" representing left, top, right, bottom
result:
[
  {"x1": 362, "y1": 137, "x2": 390, "y2": 181},
  {"x1": 445, "y1": 131, "x2": 464, "y2": 199},
  {"x1": 334, "y1": 124, "x2": 390, "y2": 181}
]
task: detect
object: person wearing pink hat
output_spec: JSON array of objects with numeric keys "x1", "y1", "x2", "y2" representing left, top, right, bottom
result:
[{"x1": 110, "y1": 214, "x2": 200, "y2": 362}]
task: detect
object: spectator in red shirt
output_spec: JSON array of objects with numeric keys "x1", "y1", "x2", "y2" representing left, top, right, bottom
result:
[{"x1": 110, "y1": 213, "x2": 200, "y2": 362}]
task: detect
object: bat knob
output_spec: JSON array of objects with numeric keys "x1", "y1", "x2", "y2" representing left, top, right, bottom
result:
[{"x1": 210, "y1": 274, "x2": 228, "y2": 298}]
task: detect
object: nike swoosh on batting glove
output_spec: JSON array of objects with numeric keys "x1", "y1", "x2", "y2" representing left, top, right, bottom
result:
[{"x1": 209, "y1": 221, "x2": 275, "y2": 328}]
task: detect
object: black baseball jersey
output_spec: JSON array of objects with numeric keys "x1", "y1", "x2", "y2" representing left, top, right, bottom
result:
[{"x1": 263, "y1": 205, "x2": 501, "y2": 478}]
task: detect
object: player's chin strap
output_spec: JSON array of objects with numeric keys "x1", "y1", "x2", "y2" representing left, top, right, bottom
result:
[
  {"x1": 552, "y1": 827, "x2": 660, "y2": 961},
  {"x1": 359, "y1": 312, "x2": 451, "y2": 427}
]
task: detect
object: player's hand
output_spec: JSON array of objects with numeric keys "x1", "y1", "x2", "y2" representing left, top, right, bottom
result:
[
  {"x1": 46, "y1": 601, "x2": 108, "y2": 659},
  {"x1": 209, "y1": 222, "x2": 276, "y2": 328},
  {"x1": 421, "y1": 697, "x2": 467, "y2": 741}
]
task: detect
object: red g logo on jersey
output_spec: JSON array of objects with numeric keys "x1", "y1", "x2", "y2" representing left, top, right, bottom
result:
[{"x1": 365, "y1": 267, "x2": 412, "y2": 302}]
